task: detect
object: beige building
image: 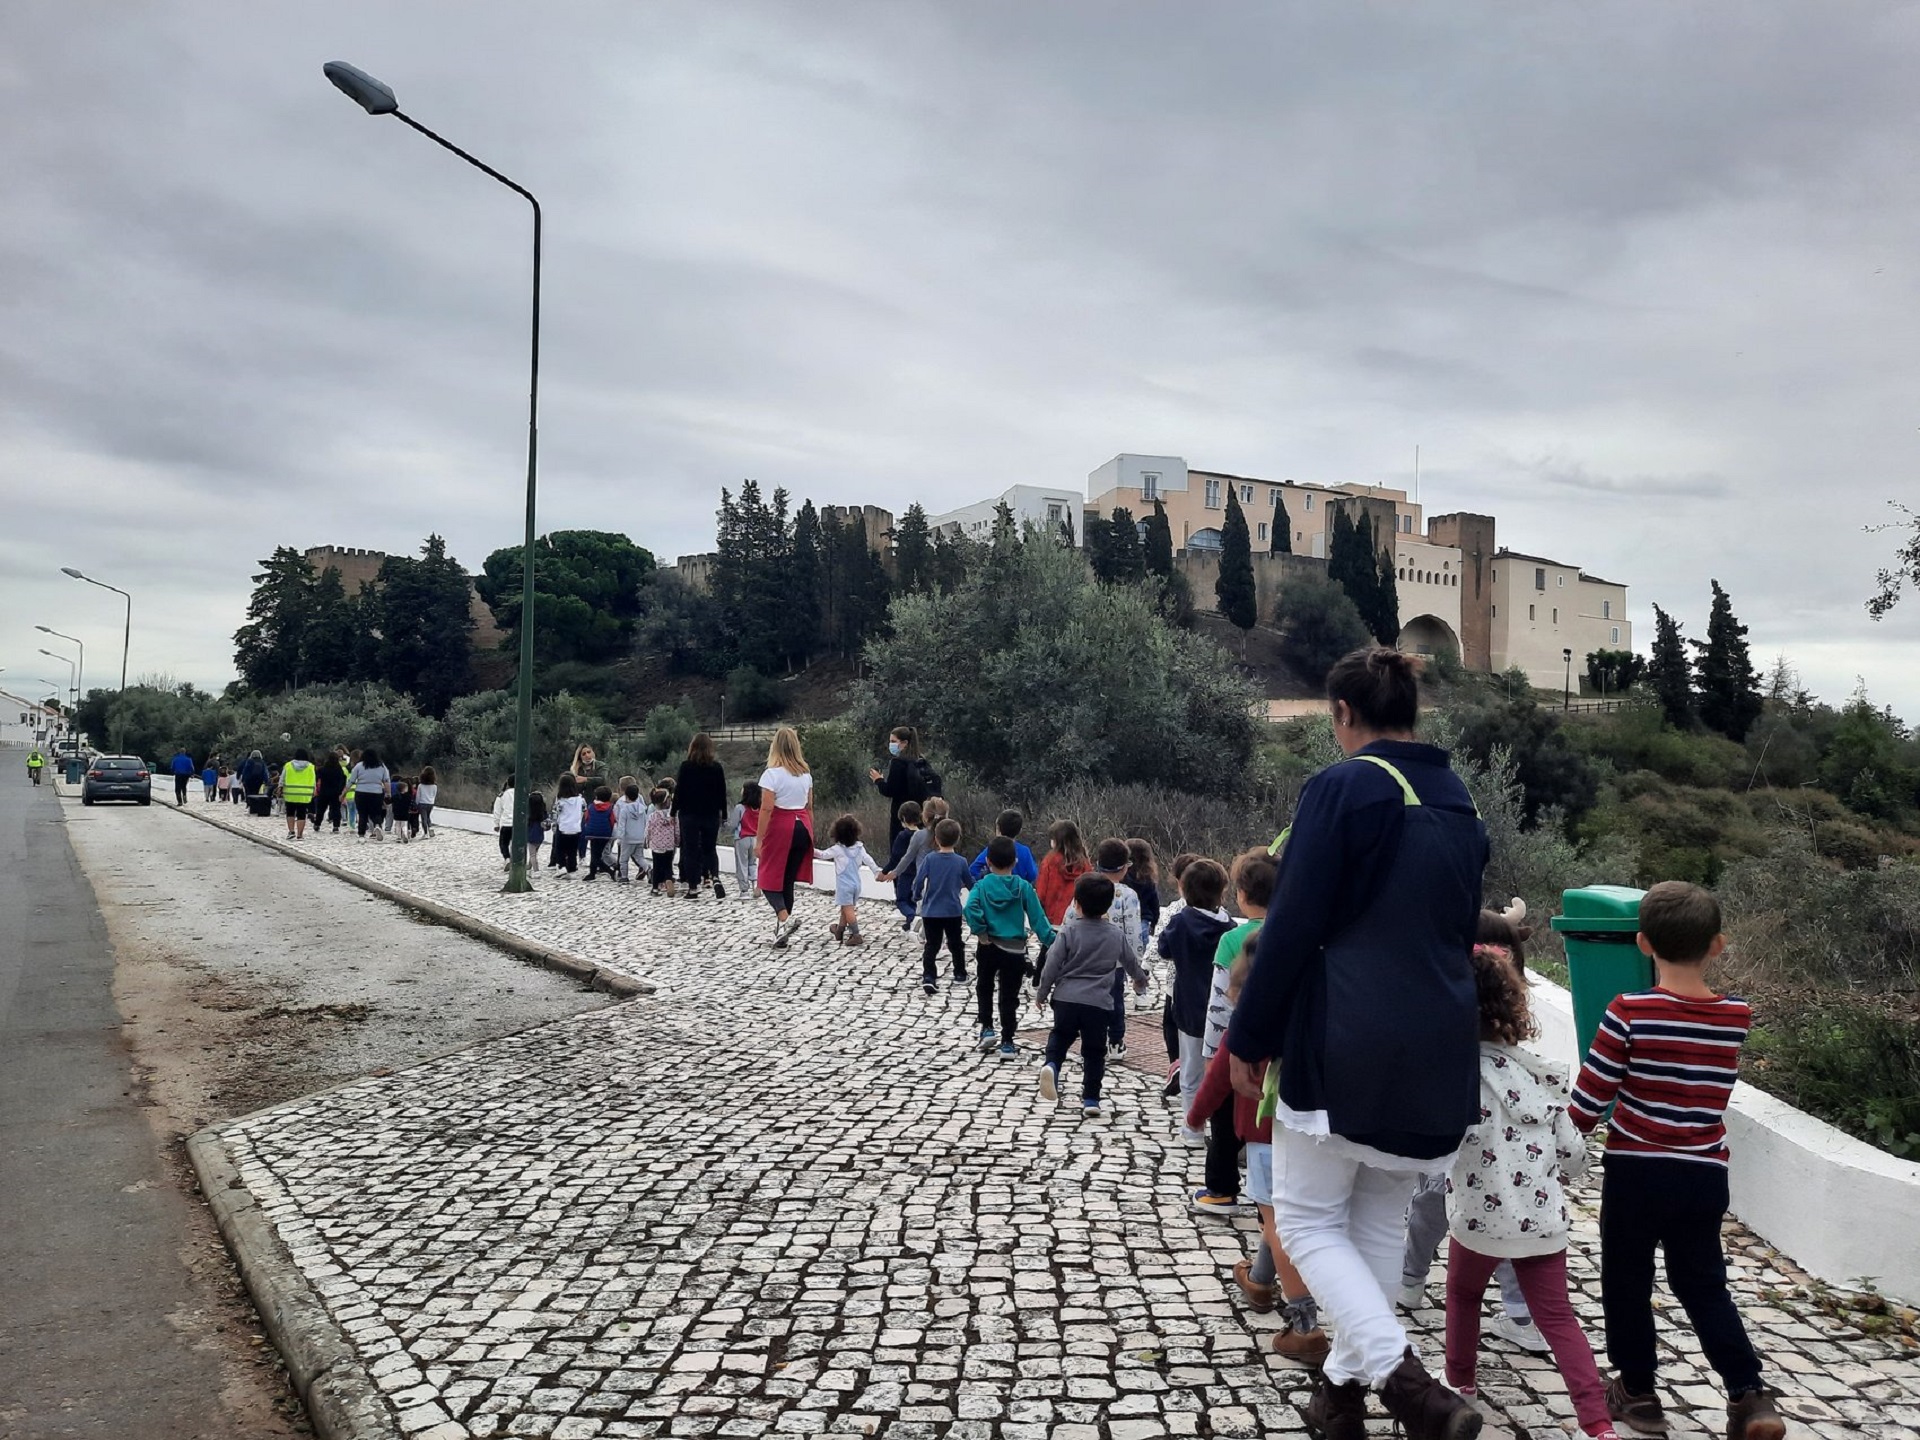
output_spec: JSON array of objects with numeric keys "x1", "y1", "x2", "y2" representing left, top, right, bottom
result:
[
  {"x1": 1085, "y1": 454, "x2": 1425, "y2": 558},
  {"x1": 1489, "y1": 549, "x2": 1632, "y2": 694}
]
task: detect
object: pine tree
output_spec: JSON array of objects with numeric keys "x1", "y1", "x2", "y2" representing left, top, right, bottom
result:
[
  {"x1": 1088, "y1": 507, "x2": 1144, "y2": 585},
  {"x1": 233, "y1": 547, "x2": 318, "y2": 693},
  {"x1": 892, "y1": 504, "x2": 932, "y2": 595},
  {"x1": 931, "y1": 529, "x2": 972, "y2": 594},
  {"x1": 785, "y1": 501, "x2": 825, "y2": 669},
  {"x1": 1144, "y1": 499, "x2": 1175, "y2": 578},
  {"x1": 1372, "y1": 543, "x2": 1400, "y2": 646},
  {"x1": 367, "y1": 535, "x2": 474, "y2": 716},
  {"x1": 1216, "y1": 489, "x2": 1258, "y2": 642},
  {"x1": 1271, "y1": 492, "x2": 1292, "y2": 554},
  {"x1": 1697, "y1": 580, "x2": 1762, "y2": 741},
  {"x1": 1649, "y1": 604, "x2": 1694, "y2": 728},
  {"x1": 990, "y1": 500, "x2": 1019, "y2": 553}
]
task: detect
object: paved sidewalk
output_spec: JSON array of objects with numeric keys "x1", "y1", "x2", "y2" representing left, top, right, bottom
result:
[{"x1": 186, "y1": 805, "x2": 1919, "y2": 1439}]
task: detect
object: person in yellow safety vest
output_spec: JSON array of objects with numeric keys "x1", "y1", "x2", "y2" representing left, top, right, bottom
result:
[
  {"x1": 279, "y1": 747, "x2": 318, "y2": 841},
  {"x1": 27, "y1": 749, "x2": 45, "y2": 784}
]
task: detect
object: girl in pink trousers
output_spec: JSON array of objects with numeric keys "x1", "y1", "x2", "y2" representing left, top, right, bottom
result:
[{"x1": 1444, "y1": 940, "x2": 1618, "y2": 1440}]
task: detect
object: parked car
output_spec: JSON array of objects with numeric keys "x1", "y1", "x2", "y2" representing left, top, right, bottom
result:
[{"x1": 81, "y1": 756, "x2": 151, "y2": 805}]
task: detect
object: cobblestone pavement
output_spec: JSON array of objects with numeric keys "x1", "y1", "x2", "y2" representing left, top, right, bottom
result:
[{"x1": 189, "y1": 805, "x2": 1920, "y2": 1440}]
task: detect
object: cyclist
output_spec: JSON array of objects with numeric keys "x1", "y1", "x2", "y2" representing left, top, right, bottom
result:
[{"x1": 27, "y1": 748, "x2": 45, "y2": 784}]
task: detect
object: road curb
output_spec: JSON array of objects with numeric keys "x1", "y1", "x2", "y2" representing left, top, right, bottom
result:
[
  {"x1": 168, "y1": 803, "x2": 654, "y2": 998},
  {"x1": 187, "y1": 1128, "x2": 402, "y2": 1440}
]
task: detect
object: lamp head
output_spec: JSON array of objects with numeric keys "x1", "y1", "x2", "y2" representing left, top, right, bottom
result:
[
  {"x1": 324, "y1": 62, "x2": 399, "y2": 116},
  {"x1": 61, "y1": 567, "x2": 84, "y2": 579},
  {"x1": 34, "y1": 625, "x2": 51, "y2": 634}
]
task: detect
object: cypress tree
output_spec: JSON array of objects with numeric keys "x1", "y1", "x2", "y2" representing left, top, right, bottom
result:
[
  {"x1": 1698, "y1": 580, "x2": 1762, "y2": 741},
  {"x1": 1144, "y1": 499, "x2": 1175, "y2": 577},
  {"x1": 892, "y1": 504, "x2": 932, "y2": 595},
  {"x1": 1649, "y1": 604, "x2": 1695, "y2": 728},
  {"x1": 1271, "y1": 492, "x2": 1292, "y2": 554},
  {"x1": 1216, "y1": 489, "x2": 1258, "y2": 642},
  {"x1": 1373, "y1": 543, "x2": 1400, "y2": 646}
]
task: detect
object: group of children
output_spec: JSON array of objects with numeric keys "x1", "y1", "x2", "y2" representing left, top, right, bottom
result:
[
  {"x1": 490, "y1": 772, "x2": 767, "y2": 896},
  {"x1": 825, "y1": 805, "x2": 1785, "y2": 1440}
]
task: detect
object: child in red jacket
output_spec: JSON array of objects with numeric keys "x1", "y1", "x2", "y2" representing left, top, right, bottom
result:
[{"x1": 1188, "y1": 935, "x2": 1328, "y2": 1365}]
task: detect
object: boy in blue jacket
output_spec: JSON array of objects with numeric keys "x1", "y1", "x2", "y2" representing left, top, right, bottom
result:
[
  {"x1": 963, "y1": 835, "x2": 1054, "y2": 1059},
  {"x1": 913, "y1": 819, "x2": 971, "y2": 993},
  {"x1": 1158, "y1": 857, "x2": 1236, "y2": 1143},
  {"x1": 967, "y1": 809, "x2": 1039, "y2": 885}
]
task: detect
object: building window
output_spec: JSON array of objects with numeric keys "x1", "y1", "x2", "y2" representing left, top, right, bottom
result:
[
  {"x1": 1047, "y1": 503, "x2": 1063, "y2": 526},
  {"x1": 1142, "y1": 472, "x2": 1159, "y2": 499},
  {"x1": 1602, "y1": 600, "x2": 1612, "y2": 619},
  {"x1": 1558, "y1": 575, "x2": 1566, "y2": 587},
  {"x1": 1398, "y1": 569, "x2": 1407, "y2": 581},
  {"x1": 1258, "y1": 522, "x2": 1268, "y2": 541},
  {"x1": 1304, "y1": 494, "x2": 1313, "y2": 511},
  {"x1": 1295, "y1": 531, "x2": 1303, "y2": 544},
  {"x1": 1529, "y1": 604, "x2": 1536, "y2": 621},
  {"x1": 1534, "y1": 567, "x2": 1546, "y2": 591},
  {"x1": 1611, "y1": 626, "x2": 1621, "y2": 644},
  {"x1": 1492, "y1": 605, "x2": 1497, "y2": 618},
  {"x1": 1402, "y1": 515, "x2": 1412, "y2": 533},
  {"x1": 1241, "y1": 484, "x2": 1254, "y2": 504},
  {"x1": 1552, "y1": 608, "x2": 1559, "y2": 624},
  {"x1": 1188, "y1": 527, "x2": 1224, "y2": 551},
  {"x1": 1204, "y1": 478, "x2": 1222, "y2": 508},
  {"x1": 1270, "y1": 489, "x2": 1281, "y2": 508}
]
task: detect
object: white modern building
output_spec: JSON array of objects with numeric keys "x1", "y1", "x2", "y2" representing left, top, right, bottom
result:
[{"x1": 926, "y1": 484, "x2": 1085, "y2": 544}]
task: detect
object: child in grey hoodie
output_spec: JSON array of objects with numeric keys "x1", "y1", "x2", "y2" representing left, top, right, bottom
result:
[{"x1": 1035, "y1": 874, "x2": 1150, "y2": 1116}]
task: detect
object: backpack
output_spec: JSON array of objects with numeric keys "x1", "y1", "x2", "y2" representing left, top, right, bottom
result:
[{"x1": 914, "y1": 757, "x2": 943, "y2": 799}]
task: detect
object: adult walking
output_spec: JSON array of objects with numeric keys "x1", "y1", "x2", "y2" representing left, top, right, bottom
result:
[
  {"x1": 279, "y1": 748, "x2": 317, "y2": 841},
  {"x1": 237, "y1": 750, "x2": 269, "y2": 810},
  {"x1": 349, "y1": 747, "x2": 391, "y2": 841},
  {"x1": 755, "y1": 726, "x2": 815, "y2": 948},
  {"x1": 168, "y1": 745, "x2": 195, "y2": 805},
  {"x1": 1227, "y1": 646, "x2": 1489, "y2": 1440},
  {"x1": 313, "y1": 748, "x2": 348, "y2": 833},
  {"x1": 672, "y1": 733, "x2": 729, "y2": 899},
  {"x1": 868, "y1": 725, "x2": 932, "y2": 845}
]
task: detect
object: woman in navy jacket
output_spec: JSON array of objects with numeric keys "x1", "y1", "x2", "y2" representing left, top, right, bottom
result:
[{"x1": 1227, "y1": 646, "x2": 1489, "y2": 1440}]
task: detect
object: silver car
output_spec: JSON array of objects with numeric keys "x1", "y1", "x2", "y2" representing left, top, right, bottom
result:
[{"x1": 81, "y1": 755, "x2": 152, "y2": 805}]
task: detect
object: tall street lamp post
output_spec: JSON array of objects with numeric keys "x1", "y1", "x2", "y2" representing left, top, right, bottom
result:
[
  {"x1": 324, "y1": 60, "x2": 541, "y2": 896},
  {"x1": 62, "y1": 569, "x2": 131, "y2": 690},
  {"x1": 37, "y1": 626, "x2": 83, "y2": 706},
  {"x1": 38, "y1": 650, "x2": 76, "y2": 710},
  {"x1": 1562, "y1": 647, "x2": 1574, "y2": 712}
]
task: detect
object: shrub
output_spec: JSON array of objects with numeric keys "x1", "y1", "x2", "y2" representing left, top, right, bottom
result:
[
  {"x1": 638, "y1": 700, "x2": 700, "y2": 768},
  {"x1": 797, "y1": 720, "x2": 868, "y2": 808},
  {"x1": 855, "y1": 538, "x2": 1259, "y2": 797},
  {"x1": 1572, "y1": 700, "x2": 1748, "y2": 788},
  {"x1": 1273, "y1": 570, "x2": 1370, "y2": 683},
  {"x1": 1745, "y1": 1003, "x2": 1920, "y2": 1158},
  {"x1": 726, "y1": 667, "x2": 783, "y2": 722},
  {"x1": 1719, "y1": 834, "x2": 1920, "y2": 993}
]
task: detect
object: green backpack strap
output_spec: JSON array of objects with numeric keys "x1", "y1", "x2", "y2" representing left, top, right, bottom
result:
[
  {"x1": 1266, "y1": 824, "x2": 1291, "y2": 857},
  {"x1": 1353, "y1": 754, "x2": 1421, "y2": 806}
]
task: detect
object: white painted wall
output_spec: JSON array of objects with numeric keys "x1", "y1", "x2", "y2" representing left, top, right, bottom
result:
[
  {"x1": 1087, "y1": 454, "x2": 1188, "y2": 499},
  {"x1": 1525, "y1": 972, "x2": 1920, "y2": 1305},
  {"x1": 927, "y1": 485, "x2": 1086, "y2": 542}
]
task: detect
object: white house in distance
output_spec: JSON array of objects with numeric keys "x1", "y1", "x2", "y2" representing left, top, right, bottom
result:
[
  {"x1": 925, "y1": 483, "x2": 1085, "y2": 543},
  {"x1": 1489, "y1": 550, "x2": 1633, "y2": 694}
]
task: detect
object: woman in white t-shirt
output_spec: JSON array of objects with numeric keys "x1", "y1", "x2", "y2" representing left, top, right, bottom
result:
[{"x1": 755, "y1": 727, "x2": 815, "y2": 948}]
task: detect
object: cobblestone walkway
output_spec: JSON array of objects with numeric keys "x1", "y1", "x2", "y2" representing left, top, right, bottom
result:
[{"x1": 190, "y1": 807, "x2": 1919, "y2": 1440}]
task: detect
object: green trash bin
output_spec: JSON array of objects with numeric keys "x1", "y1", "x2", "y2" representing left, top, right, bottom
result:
[
  {"x1": 1549, "y1": 885, "x2": 1651, "y2": 1059},
  {"x1": 65, "y1": 756, "x2": 85, "y2": 785}
]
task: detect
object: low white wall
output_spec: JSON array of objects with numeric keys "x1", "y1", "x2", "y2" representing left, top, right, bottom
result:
[{"x1": 1525, "y1": 972, "x2": 1920, "y2": 1305}]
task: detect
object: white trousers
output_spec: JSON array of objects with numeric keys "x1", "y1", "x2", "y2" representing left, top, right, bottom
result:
[
  {"x1": 1275, "y1": 1127, "x2": 1420, "y2": 1387},
  {"x1": 1177, "y1": 1029, "x2": 1206, "y2": 1122}
]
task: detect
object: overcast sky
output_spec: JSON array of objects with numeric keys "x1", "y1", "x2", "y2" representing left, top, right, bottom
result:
[{"x1": 5, "y1": 3, "x2": 1918, "y2": 718}]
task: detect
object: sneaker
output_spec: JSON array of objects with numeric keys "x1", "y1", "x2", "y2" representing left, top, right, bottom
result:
[
  {"x1": 1112, "y1": 1038, "x2": 1129, "y2": 1058},
  {"x1": 1605, "y1": 1377, "x2": 1667, "y2": 1436},
  {"x1": 844, "y1": 928, "x2": 864, "y2": 947},
  {"x1": 1490, "y1": 1313, "x2": 1551, "y2": 1355},
  {"x1": 712, "y1": 881, "x2": 725, "y2": 899},
  {"x1": 772, "y1": 923, "x2": 790, "y2": 950},
  {"x1": 921, "y1": 980, "x2": 937, "y2": 995},
  {"x1": 951, "y1": 972, "x2": 968, "y2": 987},
  {"x1": 911, "y1": 916, "x2": 924, "y2": 935},
  {"x1": 780, "y1": 916, "x2": 802, "y2": 943},
  {"x1": 1726, "y1": 1389, "x2": 1785, "y2": 1440},
  {"x1": 976, "y1": 1028, "x2": 997, "y2": 1051},
  {"x1": 829, "y1": 922, "x2": 845, "y2": 943},
  {"x1": 1179, "y1": 1125, "x2": 1207, "y2": 1148},
  {"x1": 997, "y1": 1042, "x2": 1017, "y2": 1060},
  {"x1": 1395, "y1": 1279, "x2": 1427, "y2": 1313},
  {"x1": 1081, "y1": 1098, "x2": 1101, "y2": 1117},
  {"x1": 1039, "y1": 1064, "x2": 1059, "y2": 1101},
  {"x1": 1231, "y1": 1258, "x2": 1275, "y2": 1313},
  {"x1": 1191, "y1": 1188, "x2": 1243, "y2": 1217}
]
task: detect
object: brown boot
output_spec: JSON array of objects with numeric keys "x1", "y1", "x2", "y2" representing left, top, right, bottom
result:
[
  {"x1": 1303, "y1": 1376, "x2": 1369, "y2": 1440},
  {"x1": 1726, "y1": 1389, "x2": 1785, "y2": 1440},
  {"x1": 1232, "y1": 1258, "x2": 1274, "y2": 1313},
  {"x1": 1378, "y1": 1348, "x2": 1483, "y2": 1440},
  {"x1": 1272, "y1": 1325, "x2": 1332, "y2": 1367}
]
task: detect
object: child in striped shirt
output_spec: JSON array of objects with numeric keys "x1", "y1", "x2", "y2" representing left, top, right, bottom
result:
[{"x1": 1569, "y1": 881, "x2": 1784, "y2": 1440}]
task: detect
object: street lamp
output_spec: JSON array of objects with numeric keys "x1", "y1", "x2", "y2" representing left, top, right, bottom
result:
[
  {"x1": 37, "y1": 627, "x2": 82, "y2": 705},
  {"x1": 1562, "y1": 647, "x2": 1574, "y2": 712},
  {"x1": 38, "y1": 649, "x2": 76, "y2": 708},
  {"x1": 325, "y1": 60, "x2": 542, "y2": 897},
  {"x1": 62, "y1": 568, "x2": 131, "y2": 690}
]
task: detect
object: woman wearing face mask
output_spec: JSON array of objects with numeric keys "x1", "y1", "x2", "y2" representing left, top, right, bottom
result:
[{"x1": 868, "y1": 725, "x2": 927, "y2": 846}]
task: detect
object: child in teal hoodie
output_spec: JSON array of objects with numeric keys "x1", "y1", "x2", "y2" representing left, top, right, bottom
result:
[{"x1": 963, "y1": 834, "x2": 1056, "y2": 1059}]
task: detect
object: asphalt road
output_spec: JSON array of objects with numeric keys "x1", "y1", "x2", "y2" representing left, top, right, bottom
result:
[{"x1": 0, "y1": 762, "x2": 239, "y2": 1438}]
